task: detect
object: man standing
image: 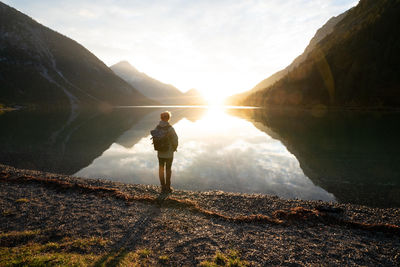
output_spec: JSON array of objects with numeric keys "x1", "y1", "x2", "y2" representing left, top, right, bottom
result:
[{"x1": 154, "y1": 111, "x2": 178, "y2": 194}]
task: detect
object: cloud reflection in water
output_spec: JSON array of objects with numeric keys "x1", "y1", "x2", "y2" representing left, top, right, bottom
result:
[{"x1": 75, "y1": 108, "x2": 335, "y2": 202}]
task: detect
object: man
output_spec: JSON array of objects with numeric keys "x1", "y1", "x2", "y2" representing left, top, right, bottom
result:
[{"x1": 155, "y1": 111, "x2": 178, "y2": 193}]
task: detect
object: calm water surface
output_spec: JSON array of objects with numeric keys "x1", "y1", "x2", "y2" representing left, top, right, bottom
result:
[
  {"x1": 75, "y1": 107, "x2": 334, "y2": 201},
  {"x1": 1, "y1": 106, "x2": 399, "y2": 207}
]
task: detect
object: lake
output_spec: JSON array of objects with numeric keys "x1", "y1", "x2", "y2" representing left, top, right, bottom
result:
[{"x1": 1, "y1": 106, "x2": 399, "y2": 207}]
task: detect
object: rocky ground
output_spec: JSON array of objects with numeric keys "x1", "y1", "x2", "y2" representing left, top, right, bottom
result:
[{"x1": 1, "y1": 164, "x2": 400, "y2": 266}]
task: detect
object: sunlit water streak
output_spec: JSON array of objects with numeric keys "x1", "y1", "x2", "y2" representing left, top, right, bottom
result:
[{"x1": 75, "y1": 106, "x2": 335, "y2": 202}]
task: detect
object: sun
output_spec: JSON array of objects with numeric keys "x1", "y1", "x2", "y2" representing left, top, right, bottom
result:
[{"x1": 203, "y1": 91, "x2": 227, "y2": 107}]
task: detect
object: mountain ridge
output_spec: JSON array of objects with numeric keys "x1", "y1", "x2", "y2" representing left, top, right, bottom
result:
[
  {"x1": 0, "y1": 2, "x2": 155, "y2": 110},
  {"x1": 226, "y1": 11, "x2": 349, "y2": 105},
  {"x1": 111, "y1": 60, "x2": 206, "y2": 105},
  {"x1": 237, "y1": 0, "x2": 400, "y2": 108}
]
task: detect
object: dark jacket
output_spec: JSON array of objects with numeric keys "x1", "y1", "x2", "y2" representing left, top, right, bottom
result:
[{"x1": 156, "y1": 120, "x2": 178, "y2": 158}]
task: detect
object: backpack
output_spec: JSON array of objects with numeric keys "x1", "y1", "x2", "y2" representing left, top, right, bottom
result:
[{"x1": 150, "y1": 125, "x2": 171, "y2": 152}]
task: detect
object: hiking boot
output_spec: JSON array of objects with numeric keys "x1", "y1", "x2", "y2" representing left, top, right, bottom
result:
[
  {"x1": 160, "y1": 185, "x2": 167, "y2": 194},
  {"x1": 165, "y1": 187, "x2": 173, "y2": 194}
]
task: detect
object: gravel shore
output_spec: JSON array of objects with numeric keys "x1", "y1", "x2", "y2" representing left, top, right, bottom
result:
[{"x1": 1, "y1": 164, "x2": 400, "y2": 266}]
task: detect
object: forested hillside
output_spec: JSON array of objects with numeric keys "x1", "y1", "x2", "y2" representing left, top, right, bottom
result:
[
  {"x1": 226, "y1": 11, "x2": 348, "y2": 105},
  {"x1": 240, "y1": 0, "x2": 400, "y2": 108}
]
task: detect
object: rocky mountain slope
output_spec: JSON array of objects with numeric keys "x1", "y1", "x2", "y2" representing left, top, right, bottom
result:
[
  {"x1": 0, "y1": 2, "x2": 155, "y2": 110},
  {"x1": 231, "y1": 0, "x2": 400, "y2": 108},
  {"x1": 226, "y1": 11, "x2": 348, "y2": 105},
  {"x1": 111, "y1": 61, "x2": 206, "y2": 105}
]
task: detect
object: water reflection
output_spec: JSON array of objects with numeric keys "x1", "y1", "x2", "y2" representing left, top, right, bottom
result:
[
  {"x1": 229, "y1": 108, "x2": 400, "y2": 207},
  {"x1": 4, "y1": 106, "x2": 399, "y2": 207},
  {"x1": 0, "y1": 108, "x2": 151, "y2": 174},
  {"x1": 75, "y1": 107, "x2": 335, "y2": 202}
]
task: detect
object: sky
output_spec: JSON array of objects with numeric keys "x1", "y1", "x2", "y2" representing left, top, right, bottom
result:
[{"x1": 4, "y1": 0, "x2": 358, "y2": 102}]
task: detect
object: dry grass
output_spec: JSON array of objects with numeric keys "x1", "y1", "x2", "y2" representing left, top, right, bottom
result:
[
  {"x1": 199, "y1": 250, "x2": 249, "y2": 267},
  {"x1": 0, "y1": 234, "x2": 103, "y2": 266},
  {"x1": 0, "y1": 230, "x2": 163, "y2": 267},
  {"x1": 0, "y1": 230, "x2": 40, "y2": 239},
  {"x1": 15, "y1": 198, "x2": 30, "y2": 203}
]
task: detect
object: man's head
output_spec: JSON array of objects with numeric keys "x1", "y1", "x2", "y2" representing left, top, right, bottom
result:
[{"x1": 160, "y1": 111, "x2": 171, "y2": 122}]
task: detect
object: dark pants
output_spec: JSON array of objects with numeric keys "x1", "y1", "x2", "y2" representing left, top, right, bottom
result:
[{"x1": 158, "y1": 157, "x2": 173, "y2": 191}]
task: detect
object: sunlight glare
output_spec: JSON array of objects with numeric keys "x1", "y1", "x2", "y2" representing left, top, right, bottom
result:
[
  {"x1": 200, "y1": 105, "x2": 230, "y2": 130},
  {"x1": 203, "y1": 91, "x2": 226, "y2": 107}
]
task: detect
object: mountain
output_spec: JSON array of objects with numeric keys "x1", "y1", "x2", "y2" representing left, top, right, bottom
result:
[
  {"x1": 111, "y1": 61, "x2": 206, "y2": 105},
  {"x1": 0, "y1": 2, "x2": 155, "y2": 110},
  {"x1": 226, "y1": 11, "x2": 348, "y2": 106},
  {"x1": 110, "y1": 61, "x2": 182, "y2": 104},
  {"x1": 182, "y1": 88, "x2": 206, "y2": 105},
  {"x1": 231, "y1": 0, "x2": 400, "y2": 108}
]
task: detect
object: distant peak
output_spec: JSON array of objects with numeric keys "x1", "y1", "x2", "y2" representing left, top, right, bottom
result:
[
  {"x1": 184, "y1": 88, "x2": 201, "y2": 96},
  {"x1": 110, "y1": 60, "x2": 140, "y2": 73},
  {"x1": 113, "y1": 60, "x2": 132, "y2": 67}
]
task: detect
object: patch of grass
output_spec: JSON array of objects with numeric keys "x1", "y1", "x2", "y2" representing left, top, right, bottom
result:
[
  {"x1": 95, "y1": 248, "x2": 155, "y2": 267},
  {"x1": 15, "y1": 198, "x2": 30, "y2": 203},
  {"x1": 65, "y1": 236, "x2": 108, "y2": 252},
  {"x1": 43, "y1": 241, "x2": 61, "y2": 251},
  {"x1": 0, "y1": 232, "x2": 108, "y2": 267},
  {"x1": 95, "y1": 249, "x2": 131, "y2": 267},
  {"x1": 0, "y1": 230, "x2": 41, "y2": 239},
  {"x1": 199, "y1": 250, "x2": 249, "y2": 267},
  {"x1": 158, "y1": 254, "x2": 169, "y2": 264},
  {"x1": 2, "y1": 210, "x2": 14, "y2": 217},
  {"x1": 0, "y1": 230, "x2": 42, "y2": 248},
  {"x1": 0, "y1": 231, "x2": 160, "y2": 267},
  {"x1": 39, "y1": 236, "x2": 109, "y2": 254},
  {"x1": 137, "y1": 248, "x2": 151, "y2": 258},
  {"x1": 0, "y1": 230, "x2": 42, "y2": 247},
  {"x1": 0, "y1": 243, "x2": 99, "y2": 266},
  {"x1": 214, "y1": 252, "x2": 228, "y2": 265}
]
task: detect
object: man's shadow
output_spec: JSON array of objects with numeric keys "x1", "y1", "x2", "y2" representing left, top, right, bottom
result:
[{"x1": 94, "y1": 199, "x2": 163, "y2": 266}]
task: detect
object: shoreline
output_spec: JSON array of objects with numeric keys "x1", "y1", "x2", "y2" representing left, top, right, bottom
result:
[{"x1": 1, "y1": 164, "x2": 400, "y2": 265}]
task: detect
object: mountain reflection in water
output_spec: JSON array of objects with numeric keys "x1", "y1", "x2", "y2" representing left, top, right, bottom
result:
[
  {"x1": 228, "y1": 107, "x2": 400, "y2": 208},
  {"x1": 76, "y1": 107, "x2": 334, "y2": 202},
  {"x1": 1, "y1": 106, "x2": 399, "y2": 207}
]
